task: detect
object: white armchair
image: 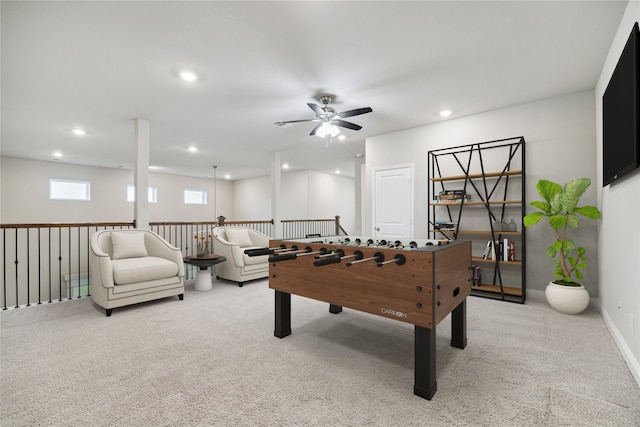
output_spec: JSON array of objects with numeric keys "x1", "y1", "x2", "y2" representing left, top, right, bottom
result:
[
  {"x1": 90, "y1": 229, "x2": 184, "y2": 316},
  {"x1": 211, "y1": 226, "x2": 269, "y2": 286}
]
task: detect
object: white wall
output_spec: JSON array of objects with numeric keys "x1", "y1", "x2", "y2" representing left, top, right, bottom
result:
[
  {"x1": 366, "y1": 90, "x2": 599, "y2": 297},
  {"x1": 0, "y1": 157, "x2": 233, "y2": 223},
  {"x1": 232, "y1": 170, "x2": 356, "y2": 234},
  {"x1": 595, "y1": 1, "x2": 640, "y2": 386}
]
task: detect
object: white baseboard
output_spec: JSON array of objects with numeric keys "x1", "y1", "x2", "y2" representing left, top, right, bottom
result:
[{"x1": 601, "y1": 307, "x2": 640, "y2": 389}]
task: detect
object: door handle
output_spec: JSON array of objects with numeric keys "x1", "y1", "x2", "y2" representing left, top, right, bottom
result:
[{"x1": 375, "y1": 227, "x2": 380, "y2": 231}]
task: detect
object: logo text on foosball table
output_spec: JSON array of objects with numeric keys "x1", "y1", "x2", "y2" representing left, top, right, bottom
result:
[{"x1": 381, "y1": 308, "x2": 407, "y2": 318}]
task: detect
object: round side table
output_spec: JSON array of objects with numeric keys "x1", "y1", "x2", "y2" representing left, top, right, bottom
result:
[{"x1": 183, "y1": 254, "x2": 227, "y2": 291}]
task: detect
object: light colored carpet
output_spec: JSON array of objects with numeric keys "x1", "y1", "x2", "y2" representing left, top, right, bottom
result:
[{"x1": 1, "y1": 278, "x2": 639, "y2": 426}]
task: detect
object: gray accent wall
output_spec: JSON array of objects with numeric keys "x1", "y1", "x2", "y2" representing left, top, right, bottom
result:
[{"x1": 365, "y1": 90, "x2": 598, "y2": 296}]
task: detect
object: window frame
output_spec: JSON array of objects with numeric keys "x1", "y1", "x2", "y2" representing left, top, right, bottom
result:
[
  {"x1": 184, "y1": 188, "x2": 208, "y2": 205},
  {"x1": 49, "y1": 179, "x2": 91, "y2": 201},
  {"x1": 127, "y1": 185, "x2": 158, "y2": 203}
]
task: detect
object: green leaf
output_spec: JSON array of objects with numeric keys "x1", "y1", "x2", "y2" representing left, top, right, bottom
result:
[
  {"x1": 549, "y1": 215, "x2": 565, "y2": 229},
  {"x1": 536, "y1": 180, "x2": 562, "y2": 203},
  {"x1": 530, "y1": 201, "x2": 551, "y2": 213},
  {"x1": 560, "y1": 178, "x2": 591, "y2": 211},
  {"x1": 566, "y1": 213, "x2": 579, "y2": 228},
  {"x1": 564, "y1": 239, "x2": 575, "y2": 252},
  {"x1": 568, "y1": 257, "x2": 576, "y2": 266},
  {"x1": 574, "y1": 205, "x2": 601, "y2": 219},
  {"x1": 576, "y1": 270, "x2": 584, "y2": 280},
  {"x1": 549, "y1": 193, "x2": 562, "y2": 214},
  {"x1": 552, "y1": 240, "x2": 562, "y2": 251},
  {"x1": 547, "y1": 246, "x2": 558, "y2": 258},
  {"x1": 523, "y1": 211, "x2": 544, "y2": 227},
  {"x1": 576, "y1": 262, "x2": 586, "y2": 269}
]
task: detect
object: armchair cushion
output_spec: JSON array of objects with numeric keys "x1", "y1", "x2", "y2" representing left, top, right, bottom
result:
[
  {"x1": 225, "y1": 227, "x2": 253, "y2": 247},
  {"x1": 111, "y1": 232, "x2": 148, "y2": 260},
  {"x1": 112, "y1": 256, "x2": 179, "y2": 285}
]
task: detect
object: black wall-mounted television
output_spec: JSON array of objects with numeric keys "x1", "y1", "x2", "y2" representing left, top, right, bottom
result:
[{"x1": 603, "y1": 22, "x2": 640, "y2": 187}]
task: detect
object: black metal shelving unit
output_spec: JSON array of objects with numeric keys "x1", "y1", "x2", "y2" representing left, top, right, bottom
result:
[{"x1": 428, "y1": 137, "x2": 526, "y2": 303}]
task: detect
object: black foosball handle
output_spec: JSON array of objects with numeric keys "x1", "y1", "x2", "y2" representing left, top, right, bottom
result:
[
  {"x1": 245, "y1": 248, "x2": 275, "y2": 256},
  {"x1": 313, "y1": 255, "x2": 341, "y2": 266},
  {"x1": 268, "y1": 252, "x2": 297, "y2": 262}
]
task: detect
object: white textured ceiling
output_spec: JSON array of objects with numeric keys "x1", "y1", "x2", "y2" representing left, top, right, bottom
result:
[{"x1": 0, "y1": 1, "x2": 627, "y2": 179}]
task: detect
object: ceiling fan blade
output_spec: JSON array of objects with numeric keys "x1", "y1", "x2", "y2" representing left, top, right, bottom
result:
[
  {"x1": 309, "y1": 123, "x2": 323, "y2": 136},
  {"x1": 333, "y1": 119, "x2": 362, "y2": 131},
  {"x1": 307, "y1": 103, "x2": 324, "y2": 116},
  {"x1": 274, "y1": 119, "x2": 318, "y2": 126},
  {"x1": 337, "y1": 107, "x2": 372, "y2": 119}
]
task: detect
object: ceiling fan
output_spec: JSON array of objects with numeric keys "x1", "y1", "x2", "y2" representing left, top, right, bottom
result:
[{"x1": 274, "y1": 96, "x2": 373, "y2": 138}]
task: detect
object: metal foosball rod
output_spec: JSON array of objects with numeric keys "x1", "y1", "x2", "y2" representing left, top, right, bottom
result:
[
  {"x1": 315, "y1": 249, "x2": 345, "y2": 259},
  {"x1": 340, "y1": 238, "x2": 362, "y2": 246},
  {"x1": 296, "y1": 248, "x2": 328, "y2": 257},
  {"x1": 268, "y1": 246, "x2": 314, "y2": 263},
  {"x1": 376, "y1": 253, "x2": 406, "y2": 267},
  {"x1": 313, "y1": 249, "x2": 360, "y2": 267},
  {"x1": 345, "y1": 251, "x2": 384, "y2": 267}
]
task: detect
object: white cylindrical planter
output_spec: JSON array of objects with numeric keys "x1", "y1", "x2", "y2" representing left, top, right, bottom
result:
[{"x1": 545, "y1": 281, "x2": 590, "y2": 314}]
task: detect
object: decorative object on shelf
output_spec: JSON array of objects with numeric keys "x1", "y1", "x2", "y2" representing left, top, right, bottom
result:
[
  {"x1": 523, "y1": 178, "x2": 601, "y2": 314},
  {"x1": 194, "y1": 233, "x2": 212, "y2": 258},
  {"x1": 507, "y1": 218, "x2": 517, "y2": 232},
  {"x1": 471, "y1": 265, "x2": 481, "y2": 286}
]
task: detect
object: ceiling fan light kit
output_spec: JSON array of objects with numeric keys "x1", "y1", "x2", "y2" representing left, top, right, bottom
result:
[{"x1": 275, "y1": 95, "x2": 372, "y2": 146}]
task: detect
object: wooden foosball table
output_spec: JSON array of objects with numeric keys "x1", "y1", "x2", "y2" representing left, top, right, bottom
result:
[{"x1": 247, "y1": 236, "x2": 471, "y2": 400}]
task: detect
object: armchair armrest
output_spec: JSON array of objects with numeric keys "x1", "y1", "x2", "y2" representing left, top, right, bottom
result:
[
  {"x1": 144, "y1": 233, "x2": 184, "y2": 277},
  {"x1": 90, "y1": 233, "x2": 115, "y2": 288},
  {"x1": 212, "y1": 231, "x2": 246, "y2": 268}
]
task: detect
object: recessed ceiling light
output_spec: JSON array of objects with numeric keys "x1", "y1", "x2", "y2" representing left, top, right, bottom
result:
[
  {"x1": 225, "y1": 174, "x2": 231, "y2": 179},
  {"x1": 71, "y1": 128, "x2": 87, "y2": 136},
  {"x1": 439, "y1": 109, "x2": 452, "y2": 117},
  {"x1": 337, "y1": 135, "x2": 346, "y2": 140},
  {"x1": 188, "y1": 146, "x2": 198, "y2": 152},
  {"x1": 282, "y1": 163, "x2": 289, "y2": 169},
  {"x1": 179, "y1": 70, "x2": 198, "y2": 82},
  {"x1": 335, "y1": 169, "x2": 341, "y2": 175},
  {"x1": 355, "y1": 153, "x2": 363, "y2": 158},
  {"x1": 53, "y1": 151, "x2": 63, "y2": 158}
]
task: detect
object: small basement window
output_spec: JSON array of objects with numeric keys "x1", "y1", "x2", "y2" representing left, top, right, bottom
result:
[
  {"x1": 127, "y1": 185, "x2": 158, "y2": 203},
  {"x1": 50, "y1": 179, "x2": 91, "y2": 201},
  {"x1": 184, "y1": 189, "x2": 207, "y2": 205}
]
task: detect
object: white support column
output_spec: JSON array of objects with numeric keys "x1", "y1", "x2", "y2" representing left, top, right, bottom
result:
[
  {"x1": 134, "y1": 118, "x2": 150, "y2": 230},
  {"x1": 271, "y1": 151, "x2": 282, "y2": 238}
]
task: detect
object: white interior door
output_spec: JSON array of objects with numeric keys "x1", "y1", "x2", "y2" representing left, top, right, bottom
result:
[{"x1": 373, "y1": 166, "x2": 413, "y2": 238}]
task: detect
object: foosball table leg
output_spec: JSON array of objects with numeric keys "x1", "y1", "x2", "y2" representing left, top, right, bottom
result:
[
  {"x1": 274, "y1": 291, "x2": 292, "y2": 338},
  {"x1": 329, "y1": 304, "x2": 343, "y2": 314},
  {"x1": 413, "y1": 325, "x2": 437, "y2": 400},
  {"x1": 451, "y1": 299, "x2": 467, "y2": 349}
]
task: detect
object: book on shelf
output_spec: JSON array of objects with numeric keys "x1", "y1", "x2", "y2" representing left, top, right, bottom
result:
[
  {"x1": 482, "y1": 239, "x2": 516, "y2": 262},
  {"x1": 471, "y1": 265, "x2": 481, "y2": 286},
  {"x1": 482, "y1": 240, "x2": 492, "y2": 260},
  {"x1": 437, "y1": 190, "x2": 471, "y2": 203},
  {"x1": 433, "y1": 221, "x2": 456, "y2": 231},
  {"x1": 508, "y1": 240, "x2": 516, "y2": 262}
]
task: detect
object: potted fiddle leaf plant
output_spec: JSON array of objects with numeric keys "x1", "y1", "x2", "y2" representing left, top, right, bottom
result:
[{"x1": 523, "y1": 178, "x2": 601, "y2": 314}]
